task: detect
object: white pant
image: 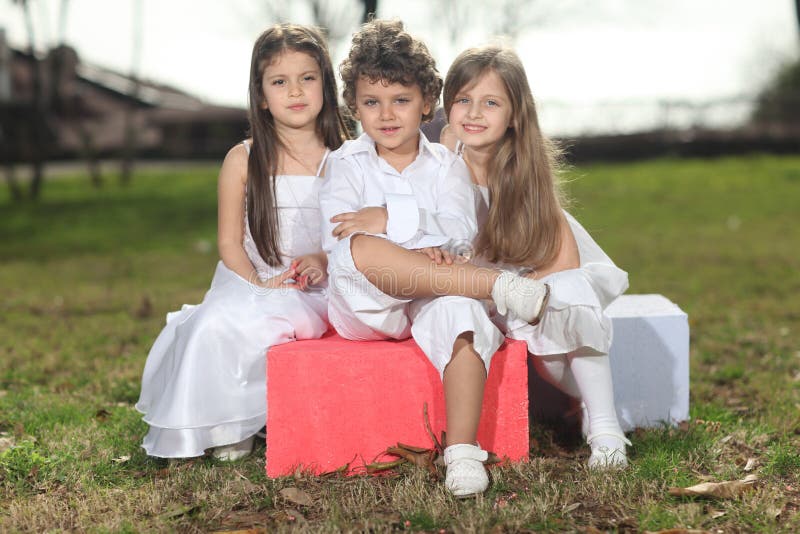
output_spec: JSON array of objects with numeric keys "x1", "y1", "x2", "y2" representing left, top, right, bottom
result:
[{"x1": 327, "y1": 236, "x2": 504, "y2": 377}]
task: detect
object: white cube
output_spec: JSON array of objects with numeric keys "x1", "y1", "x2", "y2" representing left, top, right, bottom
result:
[{"x1": 606, "y1": 294, "x2": 690, "y2": 431}]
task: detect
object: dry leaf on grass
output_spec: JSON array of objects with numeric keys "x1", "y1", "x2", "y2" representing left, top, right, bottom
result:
[
  {"x1": 158, "y1": 504, "x2": 200, "y2": 520},
  {"x1": 319, "y1": 456, "x2": 354, "y2": 477},
  {"x1": 668, "y1": 474, "x2": 758, "y2": 499},
  {"x1": 273, "y1": 508, "x2": 307, "y2": 524},
  {"x1": 743, "y1": 457, "x2": 758, "y2": 471},
  {"x1": 279, "y1": 487, "x2": 313, "y2": 507},
  {"x1": 422, "y1": 402, "x2": 443, "y2": 454},
  {"x1": 94, "y1": 409, "x2": 111, "y2": 422},
  {"x1": 709, "y1": 508, "x2": 726, "y2": 519},
  {"x1": 365, "y1": 458, "x2": 406, "y2": 474},
  {"x1": 643, "y1": 530, "x2": 711, "y2": 534},
  {"x1": 386, "y1": 446, "x2": 435, "y2": 470},
  {"x1": 111, "y1": 455, "x2": 130, "y2": 464},
  {"x1": 212, "y1": 510, "x2": 268, "y2": 533},
  {"x1": 768, "y1": 505, "x2": 783, "y2": 520},
  {"x1": 0, "y1": 434, "x2": 14, "y2": 453}
]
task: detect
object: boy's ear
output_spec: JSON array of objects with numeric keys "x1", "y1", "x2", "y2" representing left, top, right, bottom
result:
[{"x1": 422, "y1": 100, "x2": 432, "y2": 119}]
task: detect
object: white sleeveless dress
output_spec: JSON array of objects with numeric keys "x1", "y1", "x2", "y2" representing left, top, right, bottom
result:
[
  {"x1": 455, "y1": 135, "x2": 628, "y2": 356},
  {"x1": 135, "y1": 144, "x2": 330, "y2": 458},
  {"x1": 470, "y1": 167, "x2": 628, "y2": 357}
]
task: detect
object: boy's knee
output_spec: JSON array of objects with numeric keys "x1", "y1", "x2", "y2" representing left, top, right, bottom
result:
[{"x1": 349, "y1": 233, "x2": 377, "y2": 272}]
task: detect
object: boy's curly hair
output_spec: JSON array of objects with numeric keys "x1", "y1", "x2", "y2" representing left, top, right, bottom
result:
[{"x1": 340, "y1": 19, "x2": 442, "y2": 122}]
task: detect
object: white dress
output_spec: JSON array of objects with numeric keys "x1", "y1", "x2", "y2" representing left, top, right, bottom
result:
[
  {"x1": 135, "y1": 145, "x2": 330, "y2": 458},
  {"x1": 473, "y1": 184, "x2": 629, "y2": 357}
]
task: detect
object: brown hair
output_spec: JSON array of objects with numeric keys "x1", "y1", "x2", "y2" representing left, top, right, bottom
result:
[
  {"x1": 340, "y1": 19, "x2": 442, "y2": 122},
  {"x1": 444, "y1": 46, "x2": 565, "y2": 269},
  {"x1": 247, "y1": 23, "x2": 348, "y2": 267}
]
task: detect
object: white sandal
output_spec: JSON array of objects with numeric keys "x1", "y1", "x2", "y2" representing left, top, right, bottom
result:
[
  {"x1": 586, "y1": 431, "x2": 631, "y2": 469},
  {"x1": 444, "y1": 443, "x2": 490, "y2": 497},
  {"x1": 491, "y1": 271, "x2": 550, "y2": 325},
  {"x1": 212, "y1": 435, "x2": 255, "y2": 461}
]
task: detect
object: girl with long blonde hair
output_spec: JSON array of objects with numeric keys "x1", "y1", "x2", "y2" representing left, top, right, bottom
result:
[{"x1": 442, "y1": 45, "x2": 631, "y2": 469}]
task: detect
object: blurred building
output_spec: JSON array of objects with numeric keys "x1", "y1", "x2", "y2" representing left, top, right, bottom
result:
[{"x1": 0, "y1": 29, "x2": 248, "y2": 164}]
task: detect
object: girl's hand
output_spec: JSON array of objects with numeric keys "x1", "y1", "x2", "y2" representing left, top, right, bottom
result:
[
  {"x1": 260, "y1": 268, "x2": 301, "y2": 289},
  {"x1": 330, "y1": 207, "x2": 388, "y2": 239},
  {"x1": 291, "y1": 254, "x2": 327, "y2": 290},
  {"x1": 416, "y1": 247, "x2": 454, "y2": 265}
]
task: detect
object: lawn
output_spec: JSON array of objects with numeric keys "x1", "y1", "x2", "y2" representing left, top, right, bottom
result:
[{"x1": 1, "y1": 154, "x2": 799, "y2": 532}]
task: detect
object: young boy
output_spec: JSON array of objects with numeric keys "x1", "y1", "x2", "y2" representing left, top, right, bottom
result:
[{"x1": 319, "y1": 19, "x2": 546, "y2": 497}]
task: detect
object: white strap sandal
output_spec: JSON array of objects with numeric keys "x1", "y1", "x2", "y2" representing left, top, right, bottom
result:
[
  {"x1": 444, "y1": 443, "x2": 490, "y2": 497},
  {"x1": 586, "y1": 431, "x2": 632, "y2": 469},
  {"x1": 212, "y1": 435, "x2": 255, "y2": 462}
]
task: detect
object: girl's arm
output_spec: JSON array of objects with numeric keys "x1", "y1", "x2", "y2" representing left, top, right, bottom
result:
[
  {"x1": 527, "y1": 214, "x2": 580, "y2": 279},
  {"x1": 217, "y1": 144, "x2": 277, "y2": 284},
  {"x1": 216, "y1": 144, "x2": 308, "y2": 290}
]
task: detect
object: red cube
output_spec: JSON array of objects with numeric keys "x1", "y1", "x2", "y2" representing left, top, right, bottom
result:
[{"x1": 266, "y1": 332, "x2": 529, "y2": 477}]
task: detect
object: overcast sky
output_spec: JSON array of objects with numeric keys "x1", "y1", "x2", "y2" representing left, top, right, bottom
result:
[{"x1": 1, "y1": 0, "x2": 797, "y2": 133}]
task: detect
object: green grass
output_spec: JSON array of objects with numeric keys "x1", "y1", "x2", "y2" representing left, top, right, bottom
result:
[{"x1": 1, "y1": 154, "x2": 800, "y2": 531}]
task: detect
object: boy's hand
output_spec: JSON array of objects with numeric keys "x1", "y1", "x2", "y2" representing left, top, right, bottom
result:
[
  {"x1": 330, "y1": 207, "x2": 388, "y2": 239},
  {"x1": 416, "y1": 247, "x2": 454, "y2": 265},
  {"x1": 291, "y1": 254, "x2": 327, "y2": 290}
]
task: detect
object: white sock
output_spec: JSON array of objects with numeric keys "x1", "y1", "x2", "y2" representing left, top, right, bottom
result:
[
  {"x1": 532, "y1": 354, "x2": 581, "y2": 398},
  {"x1": 490, "y1": 271, "x2": 548, "y2": 323},
  {"x1": 568, "y1": 353, "x2": 629, "y2": 466}
]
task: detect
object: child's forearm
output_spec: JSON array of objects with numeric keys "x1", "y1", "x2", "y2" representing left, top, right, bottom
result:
[{"x1": 218, "y1": 241, "x2": 264, "y2": 284}]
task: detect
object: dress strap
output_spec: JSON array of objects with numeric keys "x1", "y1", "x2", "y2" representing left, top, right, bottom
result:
[
  {"x1": 242, "y1": 140, "x2": 251, "y2": 156},
  {"x1": 315, "y1": 149, "x2": 331, "y2": 177}
]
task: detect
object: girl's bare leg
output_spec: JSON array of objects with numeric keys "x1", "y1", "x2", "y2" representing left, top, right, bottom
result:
[
  {"x1": 350, "y1": 234, "x2": 498, "y2": 299},
  {"x1": 443, "y1": 333, "x2": 486, "y2": 446},
  {"x1": 441, "y1": 332, "x2": 491, "y2": 496}
]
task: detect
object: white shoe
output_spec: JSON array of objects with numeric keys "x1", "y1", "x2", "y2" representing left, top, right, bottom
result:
[
  {"x1": 212, "y1": 436, "x2": 255, "y2": 461},
  {"x1": 444, "y1": 443, "x2": 490, "y2": 497},
  {"x1": 491, "y1": 271, "x2": 550, "y2": 325},
  {"x1": 586, "y1": 432, "x2": 631, "y2": 469}
]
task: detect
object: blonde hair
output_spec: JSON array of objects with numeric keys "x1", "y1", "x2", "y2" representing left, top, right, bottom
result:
[{"x1": 443, "y1": 46, "x2": 564, "y2": 269}]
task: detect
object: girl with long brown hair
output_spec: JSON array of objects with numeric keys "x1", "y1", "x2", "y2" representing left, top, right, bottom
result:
[
  {"x1": 442, "y1": 45, "x2": 631, "y2": 469},
  {"x1": 136, "y1": 24, "x2": 347, "y2": 461}
]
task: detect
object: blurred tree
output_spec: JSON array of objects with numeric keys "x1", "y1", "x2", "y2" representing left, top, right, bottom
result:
[
  {"x1": 753, "y1": 57, "x2": 800, "y2": 127},
  {"x1": 12, "y1": 0, "x2": 47, "y2": 200},
  {"x1": 796, "y1": 0, "x2": 799, "y2": 38},
  {"x1": 120, "y1": 0, "x2": 143, "y2": 185},
  {"x1": 360, "y1": 0, "x2": 377, "y2": 23}
]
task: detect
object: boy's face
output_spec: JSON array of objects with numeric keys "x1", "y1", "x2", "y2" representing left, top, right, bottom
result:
[{"x1": 354, "y1": 77, "x2": 431, "y2": 158}]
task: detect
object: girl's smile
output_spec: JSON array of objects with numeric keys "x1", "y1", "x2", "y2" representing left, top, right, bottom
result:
[{"x1": 449, "y1": 70, "x2": 513, "y2": 152}]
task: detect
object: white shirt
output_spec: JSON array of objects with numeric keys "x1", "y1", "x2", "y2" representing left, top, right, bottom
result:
[{"x1": 319, "y1": 132, "x2": 477, "y2": 253}]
